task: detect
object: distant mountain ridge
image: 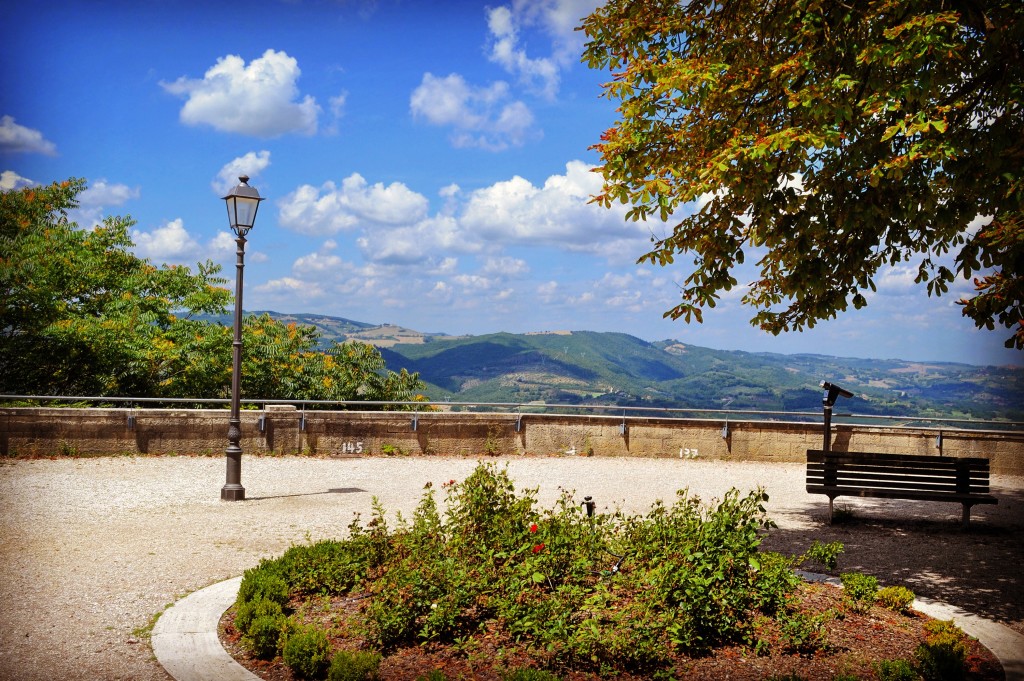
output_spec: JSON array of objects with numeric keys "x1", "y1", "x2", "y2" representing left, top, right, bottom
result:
[{"x1": 209, "y1": 311, "x2": 1023, "y2": 420}]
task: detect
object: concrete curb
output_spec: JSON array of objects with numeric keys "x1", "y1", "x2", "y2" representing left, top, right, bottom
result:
[
  {"x1": 151, "y1": 576, "x2": 258, "y2": 681},
  {"x1": 155, "y1": 575, "x2": 1024, "y2": 681}
]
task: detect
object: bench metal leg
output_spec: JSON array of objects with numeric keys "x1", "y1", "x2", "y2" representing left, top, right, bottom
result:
[
  {"x1": 962, "y1": 504, "x2": 971, "y2": 530},
  {"x1": 828, "y1": 496, "x2": 835, "y2": 525}
]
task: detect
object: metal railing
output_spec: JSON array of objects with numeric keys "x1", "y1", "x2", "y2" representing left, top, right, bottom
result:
[{"x1": 2, "y1": 394, "x2": 1022, "y2": 433}]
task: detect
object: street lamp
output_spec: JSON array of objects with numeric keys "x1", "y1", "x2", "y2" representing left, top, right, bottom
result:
[{"x1": 221, "y1": 175, "x2": 264, "y2": 501}]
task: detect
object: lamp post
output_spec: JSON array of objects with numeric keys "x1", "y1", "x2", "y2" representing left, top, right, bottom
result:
[{"x1": 221, "y1": 175, "x2": 263, "y2": 501}]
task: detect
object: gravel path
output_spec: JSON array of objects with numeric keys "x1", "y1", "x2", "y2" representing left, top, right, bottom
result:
[{"x1": 1, "y1": 455, "x2": 1022, "y2": 681}]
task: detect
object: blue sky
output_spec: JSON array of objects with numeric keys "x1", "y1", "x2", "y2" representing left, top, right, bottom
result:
[{"x1": 2, "y1": 0, "x2": 1018, "y2": 367}]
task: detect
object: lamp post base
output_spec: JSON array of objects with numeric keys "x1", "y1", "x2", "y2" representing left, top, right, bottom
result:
[{"x1": 221, "y1": 484, "x2": 245, "y2": 501}]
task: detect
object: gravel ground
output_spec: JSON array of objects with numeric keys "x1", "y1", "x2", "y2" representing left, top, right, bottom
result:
[{"x1": 1, "y1": 455, "x2": 1022, "y2": 681}]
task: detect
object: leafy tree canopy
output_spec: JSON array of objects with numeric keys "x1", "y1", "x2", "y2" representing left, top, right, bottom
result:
[
  {"x1": 0, "y1": 179, "x2": 424, "y2": 403},
  {"x1": 581, "y1": 0, "x2": 1023, "y2": 348}
]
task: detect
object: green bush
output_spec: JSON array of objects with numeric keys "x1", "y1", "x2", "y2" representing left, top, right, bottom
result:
[
  {"x1": 282, "y1": 622, "x2": 333, "y2": 679},
  {"x1": 802, "y1": 540, "x2": 844, "y2": 571},
  {"x1": 840, "y1": 572, "x2": 878, "y2": 613},
  {"x1": 236, "y1": 563, "x2": 289, "y2": 608},
  {"x1": 235, "y1": 598, "x2": 283, "y2": 636},
  {"x1": 242, "y1": 463, "x2": 829, "y2": 677},
  {"x1": 243, "y1": 613, "x2": 286, "y2": 660},
  {"x1": 875, "y1": 658, "x2": 918, "y2": 681},
  {"x1": 916, "y1": 619, "x2": 968, "y2": 681},
  {"x1": 284, "y1": 540, "x2": 367, "y2": 597},
  {"x1": 777, "y1": 608, "x2": 831, "y2": 655},
  {"x1": 876, "y1": 586, "x2": 915, "y2": 614},
  {"x1": 327, "y1": 649, "x2": 382, "y2": 681}
]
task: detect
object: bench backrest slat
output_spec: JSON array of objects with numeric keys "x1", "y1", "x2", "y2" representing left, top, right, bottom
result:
[{"x1": 806, "y1": 450, "x2": 991, "y2": 495}]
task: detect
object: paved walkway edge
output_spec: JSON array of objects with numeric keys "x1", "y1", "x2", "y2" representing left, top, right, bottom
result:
[
  {"x1": 156, "y1": 574, "x2": 1024, "y2": 681},
  {"x1": 152, "y1": 576, "x2": 258, "y2": 681}
]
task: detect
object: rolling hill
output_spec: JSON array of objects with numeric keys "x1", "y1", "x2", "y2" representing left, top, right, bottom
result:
[{"x1": 215, "y1": 312, "x2": 1024, "y2": 420}]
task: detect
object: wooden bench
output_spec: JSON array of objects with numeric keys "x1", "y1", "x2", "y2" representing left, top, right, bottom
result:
[{"x1": 806, "y1": 450, "x2": 997, "y2": 529}]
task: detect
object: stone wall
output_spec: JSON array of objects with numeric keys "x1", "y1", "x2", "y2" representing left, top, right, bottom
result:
[{"x1": 1, "y1": 407, "x2": 1021, "y2": 475}]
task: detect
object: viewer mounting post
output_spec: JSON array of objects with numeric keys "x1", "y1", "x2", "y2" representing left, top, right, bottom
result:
[
  {"x1": 820, "y1": 381, "x2": 853, "y2": 453},
  {"x1": 221, "y1": 176, "x2": 264, "y2": 501}
]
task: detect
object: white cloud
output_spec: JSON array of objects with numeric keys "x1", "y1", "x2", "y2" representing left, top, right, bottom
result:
[
  {"x1": 278, "y1": 173, "x2": 430, "y2": 236},
  {"x1": 487, "y1": 6, "x2": 560, "y2": 99},
  {"x1": 213, "y1": 151, "x2": 271, "y2": 195},
  {"x1": 131, "y1": 219, "x2": 202, "y2": 261},
  {"x1": 0, "y1": 170, "x2": 35, "y2": 190},
  {"x1": 79, "y1": 179, "x2": 140, "y2": 207},
  {"x1": 0, "y1": 115, "x2": 57, "y2": 156},
  {"x1": 357, "y1": 215, "x2": 469, "y2": 265},
  {"x1": 460, "y1": 160, "x2": 643, "y2": 253},
  {"x1": 162, "y1": 49, "x2": 320, "y2": 137},
  {"x1": 69, "y1": 179, "x2": 140, "y2": 227},
  {"x1": 485, "y1": 0, "x2": 601, "y2": 99},
  {"x1": 481, "y1": 256, "x2": 530, "y2": 278},
  {"x1": 410, "y1": 72, "x2": 537, "y2": 151}
]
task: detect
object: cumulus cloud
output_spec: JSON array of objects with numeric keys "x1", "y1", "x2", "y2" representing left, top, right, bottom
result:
[
  {"x1": 213, "y1": 151, "x2": 271, "y2": 195},
  {"x1": 131, "y1": 219, "x2": 202, "y2": 261},
  {"x1": 410, "y1": 72, "x2": 537, "y2": 151},
  {"x1": 0, "y1": 170, "x2": 35, "y2": 190},
  {"x1": 278, "y1": 173, "x2": 430, "y2": 236},
  {"x1": 0, "y1": 115, "x2": 57, "y2": 155},
  {"x1": 485, "y1": 0, "x2": 601, "y2": 99},
  {"x1": 79, "y1": 179, "x2": 140, "y2": 208},
  {"x1": 460, "y1": 160, "x2": 642, "y2": 253},
  {"x1": 357, "y1": 215, "x2": 468, "y2": 265},
  {"x1": 487, "y1": 6, "x2": 561, "y2": 99},
  {"x1": 68, "y1": 179, "x2": 140, "y2": 227},
  {"x1": 161, "y1": 49, "x2": 320, "y2": 137}
]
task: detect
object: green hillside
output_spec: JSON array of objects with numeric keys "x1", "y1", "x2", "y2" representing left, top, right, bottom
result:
[{"x1": 221, "y1": 312, "x2": 1023, "y2": 420}]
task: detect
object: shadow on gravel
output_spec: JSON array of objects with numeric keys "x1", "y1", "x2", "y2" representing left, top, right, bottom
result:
[
  {"x1": 246, "y1": 487, "x2": 367, "y2": 501},
  {"x1": 761, "y1": 486, "x2": 1024, "y2": 630}
]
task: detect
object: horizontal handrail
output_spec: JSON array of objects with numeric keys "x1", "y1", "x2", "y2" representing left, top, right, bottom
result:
[{"x1": 2, "y1": 394, "x2": 1022, "y2": 432}]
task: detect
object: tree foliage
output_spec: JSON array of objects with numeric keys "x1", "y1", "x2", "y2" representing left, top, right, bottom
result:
[
  {"x1": 581, "y1": 0, "x2": 1023, "y2": 348},
  {"x1": 1, "y1": 178, "x2": 230, "y2": 396},
  {"x1": 0, "y1": 179, "x2": 425, "y2": 403}
]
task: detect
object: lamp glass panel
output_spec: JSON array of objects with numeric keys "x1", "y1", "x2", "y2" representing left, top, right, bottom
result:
[{"x1": 233, "y1": 196, "x2": 259, "y2": 228}]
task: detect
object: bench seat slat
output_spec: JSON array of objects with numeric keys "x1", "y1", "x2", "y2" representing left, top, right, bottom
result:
[
  {"x1": 806, "y1": 479, "x2": 990, "y2": 496},
  {"x1": 806, "y1": 484, "x2": 997, "y2": 505}
]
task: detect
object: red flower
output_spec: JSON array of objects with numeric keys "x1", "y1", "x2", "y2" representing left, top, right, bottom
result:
[
  {"x1": 532, "y1": 543, "x2": 545, "y2": 554},
  {"x1": 529, "y1": 523, "x2": 538, "y2": 533}
]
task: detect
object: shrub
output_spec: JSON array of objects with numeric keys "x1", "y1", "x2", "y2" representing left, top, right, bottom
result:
[
  {"x1": 328, "y1": 649, "x2": 382, "y2": 681},
  {"x1": 840, "y1": 572, "x2": 878, "y2": 613},
  {"x1": 802, "y1": 540, "x2": 844, "y2": 571},
  {"x1": 876, "y1": 586, "x2": 915, "y2": 614},
  {"x1": 282, "y1": 622, "x2": 333, "y2": 679},
  {"x1": 875, "y1": 658, "x2": 918, "y2": 681},
  {"x1": 240, "y1": 463, "x2": 823, "y2": 677},
  {"x1": 916, "y1": 619, "x2": 968, "y2": 681},
  {"x1": 236, "y1": 563, "x2": 289, "y2": 608},
  {"x1": 243, "y1": 612, "x2": 286, "y2": 660},
  {"x1": 777, "y1": 608, "x2": 831, "y2": 655},
  {"x1": 284, "y1": 540, "x2": 366, "y2": 597},
  {"x1": 235, "y1": 598, "x2": 283, "y2": 636}
]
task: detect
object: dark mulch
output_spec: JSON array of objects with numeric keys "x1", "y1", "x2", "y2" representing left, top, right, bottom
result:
[{"x1": 219, "y1": 581, "x2": 1003, "y2": 680}]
